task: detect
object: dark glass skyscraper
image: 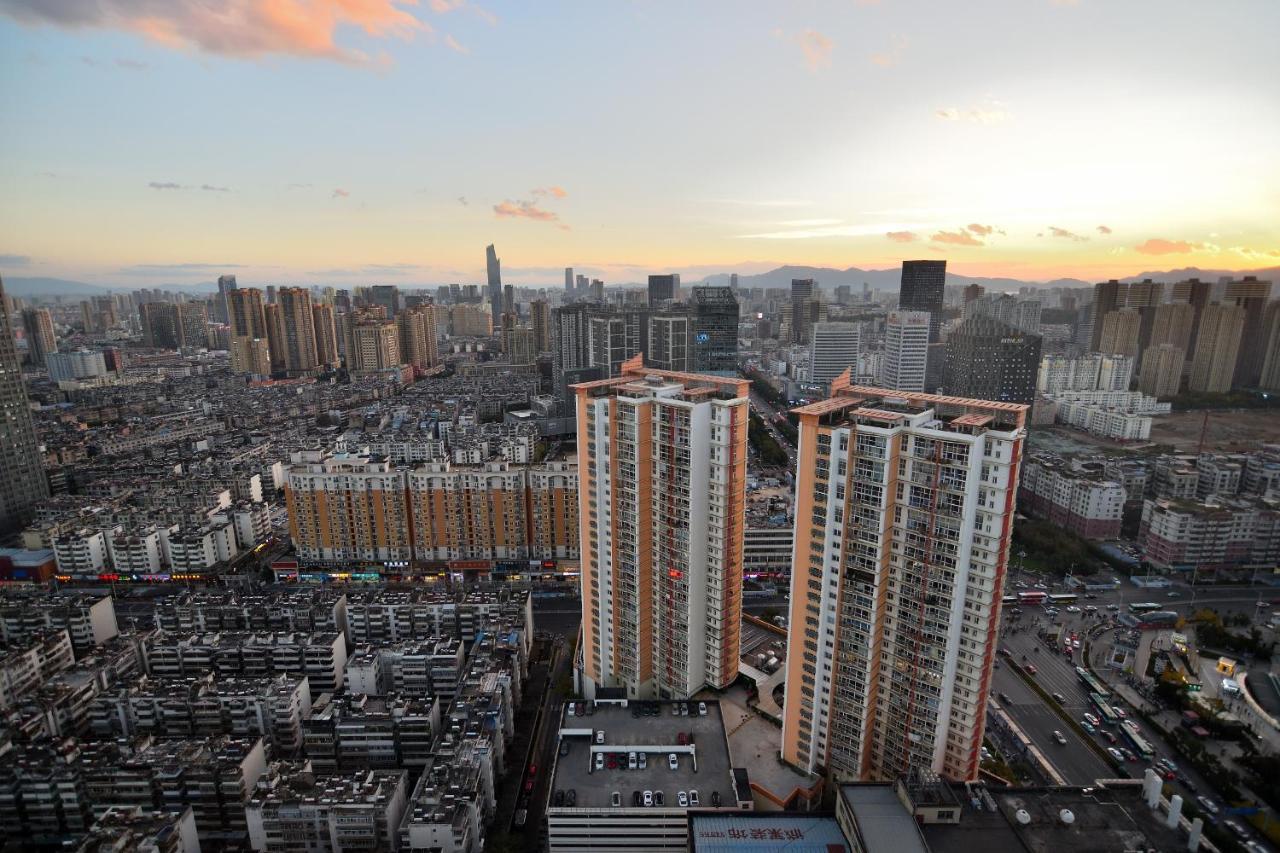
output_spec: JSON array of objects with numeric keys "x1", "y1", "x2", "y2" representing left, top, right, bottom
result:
[
  {"x1": 647, "y1": 274, "x2": 676, "y2": 307},
  {"x1": 898, "y1": 260, "x2": 946, "y2": 343},
  {"x1": 944, "y1": 313, "x2": 1042, "y2": 404},
  {"x1": 0, "y1": 277, "x2": 49, "y2": 534},
  {"x1": 486, "y1": 244, "x2": 502, "y2": 328},
  {"x1": 690, "y1": 286, "x2": 739, "y2": 374}
]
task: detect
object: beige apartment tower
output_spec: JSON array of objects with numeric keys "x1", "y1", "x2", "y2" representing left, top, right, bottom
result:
[
  {"x1": 398, "y1": 305, "x2": 439, "y2": 372},
  {"x1": 1189, "y1": 303, "x2": 1245, "y2": 393},
  {"x1": 1139, "y1": 343, "x2": 1185, "y2": 399},
  {"x1": 312, "y1": 303, "x2": 340, "y2": 369},
  {"x1": 574, "y1": 356, "x2": 748, "y2": 699},
  {"x1": 1097, "y1": 309, "x2": 1142, "y2": 358},
  {"x1": 277, "y1": 288, "x2": 320, "y2": 376},
  {"x1": 780, "y1": 375, "x2": 1027, "y2": 782}
]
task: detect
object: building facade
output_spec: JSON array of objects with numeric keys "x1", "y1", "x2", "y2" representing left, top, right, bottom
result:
[
  {"x1": 0, "y1": 278, "x2": 49, "y2": 534},
  {"x1": 781, "y1": 377, "x2": 1026, "y2": 782},
  {"x1": 575, "y1": 357, "x2": 748, "y2": 699}
]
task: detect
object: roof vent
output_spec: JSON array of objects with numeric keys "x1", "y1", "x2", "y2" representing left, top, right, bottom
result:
[
  {"x1": 1059, "y1": 809, "x2": 1075, "y2": 825},
  {"x1": 1015, "y1": 809, "x2": 1032, "y2": 825}
]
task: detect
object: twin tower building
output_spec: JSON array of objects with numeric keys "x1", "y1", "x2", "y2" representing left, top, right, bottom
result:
[{"x1": 573, "y1": 355, "x2": 1027, "y2": 783}]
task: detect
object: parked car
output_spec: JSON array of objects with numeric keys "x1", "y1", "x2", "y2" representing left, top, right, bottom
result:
[
  {"x1": 628, "y1": 752, "x2": 637, "y2": 769},
  {"x1": 595, "y1": 753, "x2": 604, "y2": 770},
  {"x1": 669, "y1": 753, "x2": 679, "y2": 770},
  {"x1": 690, "y1": 789, "x2": 700, "y2": 806},
  {"x1": 643, "y1": 790, "x2": 654, "y2": 807},
  {"x1": 595, "y1": 730, "x2": 605, "y2": 744},
  {"x1": 1120, "y1": 748, "x2": 1138, "y2": 762},
  {"x1": 1053, "y1": 731, "x2": 1068, "y2": 745},
  {"x1": 678, "y1": 791, "x2": 689, "y2": 807},
  {"x1": 611, "y1": 791, "x2": 621, "y2": 807},
  {"x1": 639, "y1": 752, "x2": 647, "y2": 769},
  {"x1": 655, "y1": 791, "x2": 665, "y2": 806},
  {"x1": 1084, "y1": 713, "x2": 1100, "y2": 727},
  {"x1": 1107, "y1": 747, "x2": 1125, "y2": 762},
  {"x1": 1051, "y1": 692, "x2": 1066, "y2": 704},
  {"x1": 698, "y1": 701, "x2": 708, "y2": 716},
  {"x1": 633, "y1": 790, "x2": 642, "y2": 806},
  {"x1": 1100, "y1": 730, "x2": 1117, "y2": 744},
  {"x1": 559, "y1": 740, "x2": 569, "y2": 756},
  {"x1": 1025, "y1": 663, "x2": 1038, "y2": 675},
  {"x1": 1081, "y1": 721, "x2": 1095, "y2": 734}
]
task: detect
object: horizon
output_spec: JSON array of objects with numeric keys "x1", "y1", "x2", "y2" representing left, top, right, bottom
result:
[{"x1": 2, "y1": 1, "x2": 1278, "y2": 285}]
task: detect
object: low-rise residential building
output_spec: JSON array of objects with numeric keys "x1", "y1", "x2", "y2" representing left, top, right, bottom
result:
[
  {"x1": 75, "y1": 806, "x2": 202, "y2": 853},
  {"x1": 303, "y1": 693, "x2": 439, "y2": 774},
  {"x1": 1140, "y1": 496, "x2": 1280, "y2": 578},
  {"x1": 0, "y1": 591, "x2": 118, "y2": 654},
  {"x1": 1018, "y1": 455, "x2": 1126, "y2": 539},
  {"x1": 147, "y1": 631, "x2": 348, "y2": 693},
  {"x1": 247, "y1": 765, "x2": 409, "y2": 853},
  {"x1": 0, "y1": 628, "x2": 76, "y2": 709},
  {"x1": 1039, "y1": 389, "x2": 1170, "y2": 440}
]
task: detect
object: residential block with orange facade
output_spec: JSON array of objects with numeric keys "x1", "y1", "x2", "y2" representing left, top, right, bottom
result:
[
  {"x1": 573, "y1": 355, "x2": 748, "y2": 700},
  {"x1": 286, "y1": 449, "x2": 578, "y2": 566},
  {"x1": 780, "y1": 373, "x2": 1026, "y2": 783}
]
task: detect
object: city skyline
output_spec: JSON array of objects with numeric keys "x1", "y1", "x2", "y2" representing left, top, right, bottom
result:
[{"x1": 2, "y1": 1, "x2": 1278, "y2": 286}]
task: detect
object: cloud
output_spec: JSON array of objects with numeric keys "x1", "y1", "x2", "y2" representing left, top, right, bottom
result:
[
  {"x1": 148, "y1": 181, "x2": 183, "y2": 190},
  {"x1": 115, "y1": 57, "x2": 147, "y2": 69},
  {"x1": 332, "y1": 188, "x2": 350, "y2": 199},
  {"x1": 0, "y1": 0, "x2": 431, "y2": 65},
  {"x1": 531, "y1": 186, "x2": 568, "y2": 199},
  {"x1": 735, "y1": 222, "x2": 922, "y2": 240},
  {"x1": 201, "y1": 184, "x2": 230, "y2": 192},
  {"x1": 773, "y1": 29, "x2": 832, "y2": 72},
  {"x1": 119, "y1": 262, "x2": 246, "y2": 275},
  {"x1": 0, "y1": 254, "x2": 32, "y2": 267},
  {"x1": 286, "y1": 182, "x2": 312, "y2": 189},
  {"x1": 1047, "y1": 226, "x2": 1087, "y2": 242},
  {"x1": 886, "y1": 231, "x2": 919, "y2": 243},
  {"x1": 457, "y1": 196, "x2": 469, "y2": 206},
  {"x1": 935, "y1": 103, "x2": 1012, "y2": 124},
  {"x1": 444, "y1": 34, "x2": 468, "y2": 54},
  {"x1": 966, "y1": 223, "x2": 999, "y2": 236},
  {"x1": 1096, "y1": 225, "x2": 1112, "y2": 235},
  {"x1": 930, "y1": 230, "x2": 984, "y2": 247},
  {"x1": 472, "y1": 5, "x2": 497, "y2": 25},
  {"x1": 777, "y1": 219, "x2": 843, "y2": 227},
  {"x1": 869, "y1": 34, "x2": 907, "y2": 67},
  {"x1": 713, "y1": 198, "x2": 812, "y2": 208},
  {"x1": 1229, "y1": 246, "x2": 1280, "y2": 260},
  {"x1": 1134, "y1": 238, "x2": 1204, "y2": 255},
  {"x1": 494, "y1": 199, "x2": 565, "y2": 228}
]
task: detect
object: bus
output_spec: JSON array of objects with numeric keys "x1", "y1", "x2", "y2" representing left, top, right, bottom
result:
[
  {"x1": 1018, "y1": 590, "x2": 1048, "y2": 606},
  {"x1": 1049, "y1": 593, "x2": 1078, "y2": 605},
  {"x1": 1129, "y1": 602, "x2": 1161, "y2": 613},
  {"x1": 1090, "y1": 692, "x2": 1121, "y2": 726},
  {"x1": 1075, "y1": 666, "x2": 1111, "y2": 700},
  {"x1": 1002, "y1": 595, "x2": 1018, "y2": 606},
  {"x1": 1120, "y1": 720, "x2": 1155, "y2": 759}
]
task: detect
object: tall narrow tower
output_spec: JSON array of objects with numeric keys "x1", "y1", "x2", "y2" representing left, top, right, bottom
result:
[
  {"x1": 0, "y1": 277, "x2": 49, "y2": 533},
  {"x1": 575, "y1": 357, "x2": 748, "y2": 699},
  {"x1": 486, "y1": 244, "x2": 503, "y2": 329}
]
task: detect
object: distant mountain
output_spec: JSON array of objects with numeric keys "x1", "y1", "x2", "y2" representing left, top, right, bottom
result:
[
  {"x1": 1, "y1": 277, "x2": 112, "y2": 297},
  {"x1": 696, "y1": 265, "x2": 1091, "y2": 293},
  {"x1": 1121, "y1": 266, "x2": 1280, "y2": 284}
]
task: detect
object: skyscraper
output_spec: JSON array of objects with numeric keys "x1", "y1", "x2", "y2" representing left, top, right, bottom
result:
[
  {"x1": 229, "y1": 288, "x2": 268, "y2": 339},
  {"x1": 174, "y1": 302, "x2": 208, "y2": 351},
  {"x1": 1149, "y1": 303, "x2": 1196, "y2": 353},
  {"x1": 809, "y1": 322, "x2": 862, "y2": 385},
  {"x1": 1087, "y1": 279, "x2": 1124, "y2": 352},
  {"x1": 1139, "y1": 344, "x2": 1185, "y2": 398},
  {"x1": 564, "y1": 267, "x2": 574, "y2": 293},
  {"x1": 1189, "y1": 303, "x2": 1245, "y2": 393},
  {"x1": 647, "y1": 274, "x2": 676, "y2": 307},
  {"x1": 648, "y1": 312, "x2": 691, "y2": 372},
  {"x1": 689, "y1": 286, "x2": 739, "y2": 375},
  {"x1": 574, "y1": 357, "x2": 748, "y2": 699},
  {"x1": 369, "y1": 285, "x2": 401, "y2": 318},
  {"x1": 898, "y1": 260, "x2": 946, "y2": 343},
  {"x1": 1259, "y1": 302, "x2": 1280, "y2": 393},
  {"x1": 879, "y1": 311, "x2": 930, "y2": 392},
  {"x1": 1224, "y1": 276, "x2": 1273, "y2": 388},
  {"x1": 397, "y1": 304, "x2": 438, "y2": 371},
  {"x1": 217, "y1": 274, "x2": 238, "y2": 325},
  {"x1": 277, "y1": 288, "x2": 320, "y2": 377},
  {"x1": 0, "y1": 277, "x2": 49, "y2": 534},
  {"x1": 530, "y1": 299, "x2": 551, "y2": 354},
  {"x1": 348, "y1": 316, "x2": 401, "y2": 375},
  {"x1": 486, "y1": 244, "x2": 502, "y2": 329},
  {"x1": 781, "y1": 377, "x2": 1027, "y2": 781},
  {"x1": 788, "y1": 278, "x2": 824, "y2": 345},
  {"x1": 312, "y1": 303, "x2": 340, "y2": 369},
  {"x1": 139, "y1": 303, "x2": 179, "y2": 349},
  {"x1": 264, "y1": 303, "x2": 287, "y2": 375},
  {"x1": 21, "y1": 308, "x2": 56, "y2": 366},
  {"x1": 944, "y1": 314, "x2": 1042, "y2": 404},
  {"x1": 1097, "y1": 309, "x2": 1142, "y2": 358}
]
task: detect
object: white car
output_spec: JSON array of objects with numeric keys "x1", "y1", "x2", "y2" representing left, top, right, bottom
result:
[
  {"x1": 669, "y1": 753, "x2": 679, "y2": 770},
  {"x1": 1084, "y1": 713, "x2": 1100, "y2": 727},
  {"x1": 698, "y1": 701, "x2": 707, "y2": 716},
  {"x1": 595, "y1": 753, "x2": 604, "y2": 770},
  {"x1": 689, "y1": 789, "x2": 700, "y2": 806},
  {"x1": 678, "y1": 791, "x2": 689, "y2": 807},
  {"x1": 1066, "y1": 605, "x2": 1081, "y2": 613},
  {"x1": 1197, "y1": 796, "x2": 1220, "y2": 816},
  {"x1": 1107, "y1": 747, "x2": 1125, "y2": 762},
  {"x1": 643, "y1": 790, "x2": 654, "y2": 807},
  {"x1": 595, "y1": 730, "x2": 605, "y2": 744},
  {"x1": 1052, "y1": 731, "x2": 1067, "y2": 745}
]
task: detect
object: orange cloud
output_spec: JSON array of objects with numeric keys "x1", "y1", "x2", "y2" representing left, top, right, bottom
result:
[
  {"x1": 931, "y1": 229, "x2": 983, "y2": 247},
  {"x1": 0, "y1": 0, "x2": 434, "y2": 64},
  {"x1": 886, "y1": 231, "x2": 919, "y2": 243},
  {"x1": 870, "y1": 35, "x2": 908, "y2": 67},
  {"x1": 332, "y1": 188, "x2": 350, "y2": 199},
  {"x1": 1134, "y1": 238, "x2": 1203, "y2": 255},
  {"x1": 444, "y1": 34, "x2": 468, "y2": 54},
  {"x1": 772, "y1": 28, "x2": 832, "y2": 72},
  {"x1": 1048, "y1": 226, "x2": 1087, "y2": 242},
  {"x1": 1096, "y1": 225, "x2": 1112, "y2": 235},
  {"x1": 494, "y1": 199, "x2": 566, "y2": 228},
  {"x1": 531, "y1": 186, "x2": 568, "y2": 199},
  {"x1": 967, "y1": 223, "x2": 999, "y2": 236}
]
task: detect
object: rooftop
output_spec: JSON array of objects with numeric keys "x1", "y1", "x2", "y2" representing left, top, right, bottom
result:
[
  {"x1": 689, "y1": 814, "x2": 850, "y2": 852},
  {"x1": 549, "y1": 699, "x2": 738, "y2": 812}
]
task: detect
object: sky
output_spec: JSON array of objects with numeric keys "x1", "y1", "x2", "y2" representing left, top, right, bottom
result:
[{"x1": 1, "y1": 0, "x2": 1278, "y2": 288}]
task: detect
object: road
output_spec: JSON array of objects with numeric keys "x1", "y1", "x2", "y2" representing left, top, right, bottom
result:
[
  {"x1": 748, "y1": 390, "x2": 797, "y2": 468},
  {"x1": 991, "y1": 660, "x2": 1112, "y2": 784}
]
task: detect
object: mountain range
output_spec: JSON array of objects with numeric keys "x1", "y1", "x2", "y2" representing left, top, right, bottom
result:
[{"x1": 3, "y1": 265, "x2": 1278, "y2": 298}]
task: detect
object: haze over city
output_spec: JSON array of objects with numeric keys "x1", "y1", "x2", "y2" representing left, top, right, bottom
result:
[{"x1": 2, "y1": 0, "x2": 1278, "y2": 287}]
